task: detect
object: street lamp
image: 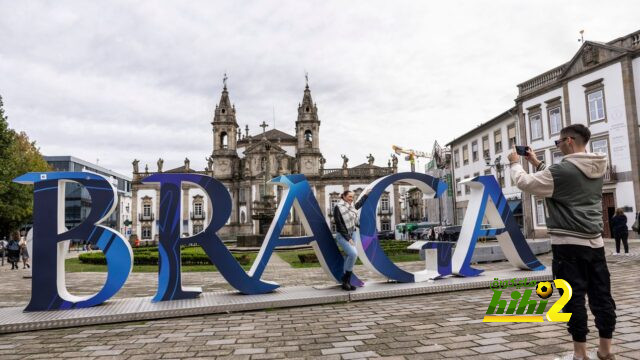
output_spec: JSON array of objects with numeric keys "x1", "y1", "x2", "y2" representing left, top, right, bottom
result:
[{"x1": 484, "y1": 155, "x2": 505, "y2": 187}]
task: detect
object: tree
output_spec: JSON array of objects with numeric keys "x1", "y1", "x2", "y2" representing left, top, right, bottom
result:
[{"x1": 0, "y1": 95, "x2": 51, "y2": 238}]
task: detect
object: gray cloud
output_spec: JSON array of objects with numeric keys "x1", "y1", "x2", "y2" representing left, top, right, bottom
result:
[{"x1": 1, "y1": 0, "x2": 638, "y2": 175}]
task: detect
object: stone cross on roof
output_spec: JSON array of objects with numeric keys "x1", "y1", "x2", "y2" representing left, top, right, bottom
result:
[{"x1": 259, "y1": 121, "x2": 269, "y2": 134}]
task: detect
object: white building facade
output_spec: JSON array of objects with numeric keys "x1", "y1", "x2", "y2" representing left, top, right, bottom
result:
[
  {"x1": 516, "y1": 31, "x2": 640, "y2": 238},
  {"x1": 447, "y1": 108, "x2": 524, "y2": 230}
]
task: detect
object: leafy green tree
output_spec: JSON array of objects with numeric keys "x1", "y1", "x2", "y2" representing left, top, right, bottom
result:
[{"x1": 0, "y1": 95, "x2": 50, "y2": 238}]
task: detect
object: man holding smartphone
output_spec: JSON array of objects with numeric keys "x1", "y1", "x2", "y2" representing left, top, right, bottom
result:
[{"x1": 508, "y1": 124, "x2": 616, "y2": 360}]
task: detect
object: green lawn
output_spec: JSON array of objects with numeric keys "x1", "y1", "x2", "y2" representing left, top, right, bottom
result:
[{"x1": 65, "y1": 252, "x2": 257, "y2": 273}]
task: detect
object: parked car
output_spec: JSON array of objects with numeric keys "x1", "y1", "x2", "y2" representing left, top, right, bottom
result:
[
  {"x1": 440, "y1": 225, "x2": 462, "y2": 242},
  {"x1": 377, "y1": 230, "x2": 395, "y2": 240}
]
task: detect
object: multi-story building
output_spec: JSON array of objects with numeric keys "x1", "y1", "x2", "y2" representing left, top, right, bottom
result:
[
  {"x1": 447, "y1": 108, "x2": 524, "y2": 230},
  {"x1": 516, "y1": 30, "x2": 640, "y2": 238},
  {"x1": 130, "y1": 78, "x2": 402, "y2": 241},
  {"x1": 44, "y1": 155, "x2": 133, "y2": 236}
]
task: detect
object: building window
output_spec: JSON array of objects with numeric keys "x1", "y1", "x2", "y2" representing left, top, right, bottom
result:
[
  {"x1": 482, "y1": 136, "x2": 490, "y2": 160},
  {"x1": 240, "y1": 211, "x2": 246, "y2": 224},
  {"x1": 548, "y1": 106, "x2": 563, "y2": 136},
  {"x1": 141, "y1": 226, "x2": 152, "y2": 239},
  {"x1": 529, "y1": 113, "x2": 543, "y2": 141},
  {"x1": 507, "y1": 123, "x2": 517, "y2": 148},
  {"x1": 456, "y1": 178, "x2": 461, "y2": 196},
  {"x1": 462, "y1": 145, "x2": 469, "y2": 165},
  {"x1": 193, "y1": 224, "x2": 203, "y2": 234},
  {"x1": 484, "y1": 169, "x2": 491, "y2": 175},
  {"x1": 454, "y1": 149, "x2": 460, "y2": 168},
  {"x1": 494, "y1": 129, "x2": 502, "y2": 153},
  {"x1": 194, "y1": 202, "x2": 203, "y2": 216},
  {"x1": 381, "y1": 197, "x2": 390, "y2": 211},
  {"x1": 535, "y1": 199, "x2": 546, "y2": 225},
  {"x1": 591, "y1": 138, "x2": 610, "y2": 166},
  {"x1": 587, "y1": 89, "x2": 606, "y2": 123},
  {"x1": 239, "y1": 188, "x2": 245, "y2": 203},
  {"x1": 552, "y1": 151, "x2": 564, "y2": 165},
  {"x1": 381, "y1": 221, "x2": 391, "y2": 231},
  {"x1": 464, "y1": 176, "x2": 470, "y2": 195},
  {"x1": 472, "y1": 141, "x2": 478, "y2": 162},
  {"x1": 473, "y1": 172, "x2": 480, "y2": 178},
  {"x1": 533, "y1": 151, "x2": 546, "y2": 172},
  {"x1": 143, "y1": 204, "x2": 151, "y2": 217}
]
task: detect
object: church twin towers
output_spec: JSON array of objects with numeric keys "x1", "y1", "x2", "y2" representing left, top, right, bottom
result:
[{"x1": 210, "y1": 78, "x2": 324, "y2": 180}]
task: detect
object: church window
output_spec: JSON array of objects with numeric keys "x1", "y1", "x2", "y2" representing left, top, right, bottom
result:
[
  {"x1": 221, "y1": 108, "x2": 226, "y2": 114},
  {"x1": 304, "y1": 130, "x2": 313, "y2": 147},
  {"x1": 261, "y1": 157, "x2": 266, "y2": 170},
  {"x1": 305, "y1": 107, "x2": 310, "y2": 112},
  {"x1": 220, "y1": 132, "x2": 228, "y2": 149},
  {"x1": 240, "y1": 211, "x2": 246, "y2": 224}
]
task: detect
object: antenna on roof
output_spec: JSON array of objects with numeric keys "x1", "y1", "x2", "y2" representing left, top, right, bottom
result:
[{"x1": 578, "y1": 29, "x2": 584, "y2": 43}]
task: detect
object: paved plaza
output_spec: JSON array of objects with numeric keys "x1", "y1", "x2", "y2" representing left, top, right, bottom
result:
[{"x1": 0, "y1": 240, "x2": 638, "y2": 359}]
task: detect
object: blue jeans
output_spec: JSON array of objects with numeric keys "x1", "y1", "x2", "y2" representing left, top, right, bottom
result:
[{"x1": 336, "y1": 231, "x2": 358, "y2": 272}]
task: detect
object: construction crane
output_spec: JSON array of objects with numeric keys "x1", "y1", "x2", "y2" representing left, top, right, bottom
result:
[{"x1": 392, "y1": 145, "x2": 431, "y2": 172}]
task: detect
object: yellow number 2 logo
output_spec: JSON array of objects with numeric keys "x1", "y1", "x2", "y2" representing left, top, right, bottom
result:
[{"x1": 545, "y1": 279, "x2": 572, "y2": 322}]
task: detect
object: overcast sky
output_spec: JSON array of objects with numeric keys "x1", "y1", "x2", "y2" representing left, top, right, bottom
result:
[{"x1": 1, "y1": 1, "x2": 639, "y2": 176}]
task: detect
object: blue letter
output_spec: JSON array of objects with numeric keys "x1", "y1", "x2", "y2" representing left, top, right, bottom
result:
[
  {"x1": 14, "y1": 172, "x2": 133, "y2": 311},
  {"x1": 357, "y1": 172, "x2": 448, "y2": 282},
  {"x1": 252, "y1": 175, "x2": 364, "y2": 288},
  {"x1": 142, "y1": 173, "x2": 278, "y2": 301},
  {"x1": 451, "y1": 175, "x2": 545, "y2": 276}
]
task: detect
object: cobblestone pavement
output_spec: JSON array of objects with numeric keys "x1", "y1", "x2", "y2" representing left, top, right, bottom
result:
[{"x1": 0, "y1": 241, "x2": 638, "y2": 359}]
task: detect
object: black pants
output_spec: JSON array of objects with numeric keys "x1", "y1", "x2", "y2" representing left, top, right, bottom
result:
[
  {"x1": 552, "y1": 245, "x2": 616, "y2": 342},
  {"x1": 614, "y1": 232, "x2": 629, "y2": 253}
]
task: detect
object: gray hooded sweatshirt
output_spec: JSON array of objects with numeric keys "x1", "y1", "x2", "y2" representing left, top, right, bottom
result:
[{"x1": 510, "y1": 152, "x2": 608, "y2": 248}]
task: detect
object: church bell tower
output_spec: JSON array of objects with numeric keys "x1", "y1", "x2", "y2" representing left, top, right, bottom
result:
[{"x1": 295, "y1": 75, "x2": 323, "y2": 176}]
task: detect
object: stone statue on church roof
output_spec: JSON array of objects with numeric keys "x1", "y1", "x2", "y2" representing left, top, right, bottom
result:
[
  {"x1": 132, "y1": 159, "x2": 139, "y2": 173},
  {"x1": 367, "y1": 153, "x2": 375, "y2": 165},
  {"x1": 341, "y1": 154, "x2": 349, "y2": 169}
]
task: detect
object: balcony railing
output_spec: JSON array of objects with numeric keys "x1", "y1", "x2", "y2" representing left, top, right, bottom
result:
[
  {"x1": 604, "y1": 165, "x2": 617, "y2": 183},
  {"x1": 321, "y1": 167, "x2": 394, "y2": 178},
  {"x1": 377, "y1": 206, "x2": 393, "y2": 216},
  {"x1": 138, "y1": 213, "x2": 154, "y2": 221},
  {"x1": 190, "y1": 211, "x2": 206, "y2": 220}
]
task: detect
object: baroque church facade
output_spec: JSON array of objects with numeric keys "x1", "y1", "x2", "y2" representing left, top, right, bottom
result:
[{"x1": 130, "y1": 79, "x2": 401, "y2": 241}]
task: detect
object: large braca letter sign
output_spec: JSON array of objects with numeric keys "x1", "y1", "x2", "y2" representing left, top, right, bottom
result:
[
  {"x1": 14, "y1": 171, "x2": 544, "y2": 312},
  {"x1": 451, "y1": 176, "x2": 545, "y2": 276},
  {"x1": 13, "y1": 172, "x2": 133, "y2": 311}
]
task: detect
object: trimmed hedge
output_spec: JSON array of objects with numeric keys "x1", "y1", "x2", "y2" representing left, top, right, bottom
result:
[{"x1": 78, "y1": 246, "x2": 250, "y2": 266}]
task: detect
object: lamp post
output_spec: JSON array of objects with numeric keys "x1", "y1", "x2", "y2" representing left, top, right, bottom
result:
[{"x1": 484, "y1": 155, "x2": 505, "y2": 188}]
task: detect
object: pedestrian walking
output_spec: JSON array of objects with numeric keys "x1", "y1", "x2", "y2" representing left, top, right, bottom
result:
[
  {"x1": 333, "y1": 189, "x2": 370, "y2": 291},
  {"x1": 610, "y1": 208, "x2": 629, "y2": 255},
  {"x1": 7, "y1": 231, "x2": 21, "y2": 270},
  {"x1": 19, "y1": 236, "x2": 30, "y2": 269},
  {"x1": 509, "y1": 124, "x2": 616, "y2": 360}
]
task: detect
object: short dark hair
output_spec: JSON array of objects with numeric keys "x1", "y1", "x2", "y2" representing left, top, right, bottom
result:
[
  {"x1": 340, "y1": 190, "x2": 353, "y2": 199},
  {"x1": 560, "y1": 124, "x2": 590, "y2": 144}
]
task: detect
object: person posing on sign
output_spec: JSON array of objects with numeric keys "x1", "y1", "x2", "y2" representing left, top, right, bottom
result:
[
  {"x1": 508, "y1": 124, "x2": 616, "y2": 360},
  {"x1": 333, "y1": 189, "x2": 370, "y2": 291}
]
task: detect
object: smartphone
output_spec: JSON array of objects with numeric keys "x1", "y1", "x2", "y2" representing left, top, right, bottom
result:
[{"x1": 515, "y1": 145, "x2": 530, "y2": 156}]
